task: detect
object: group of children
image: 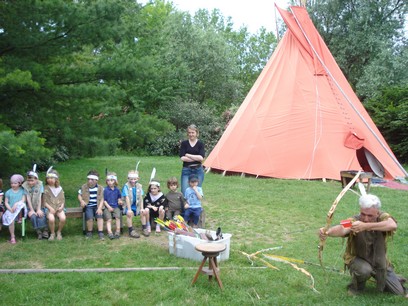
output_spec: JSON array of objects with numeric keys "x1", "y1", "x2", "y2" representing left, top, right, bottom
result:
[
  {"x1": 0, "y1": 166, "x2": 65, "y2": 244},
  {"x1": 0, "y1": 166, "x2": 204, "y2": 243},
  {"x1": 78, "y1": 169, "x2": 204, "y2": 240}
]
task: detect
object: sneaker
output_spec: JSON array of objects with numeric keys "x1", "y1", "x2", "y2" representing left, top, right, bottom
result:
[
  {"x1": 129, "y1": 230, "x2": 140, "y2": 239},
  {"x1": 42, "y1": 231, "x2": 49, "y2": 239},
  {"x1": 48, "y1": 233, "x2": 55, "y2": 241},
  {"x1": 9, "y1": 237, "x2": 16, "y2": 244},
  {"x1": 57, "y1": 232, "x2": 63, "y2": 241},
  {"x1": 98, "y1": 232, "x2": 105, "y2": 240},
  {"x1": 147, "y1": 225, "x2": 151, "y2": 233},
  {"x1": 114, "y1": 232, "x2": 120, "y2": 239},
  {"x1": 37, "y1": 231, "x2": 43, "y2": 240},
  {"x1": 156, "y1": 224, "x2": 161, "y2": 233},
  {"x1": 142, "y1": 228, "x2": 150, "y2": 237},
  {"x1": 108, "y1": 233, "x2": 115, "y2": 240},
  {"x1": 86, "y1": 232, "x2": 93, "y2": 239}
]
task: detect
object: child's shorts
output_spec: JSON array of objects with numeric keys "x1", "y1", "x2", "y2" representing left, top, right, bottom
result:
[
  {"x1": 184, "y1": 207, "x2": 202, "y2": 225},
  {"x1": 166, "y1": 209, "x2": 181, "y2": 220},
  {"x1": 103, "y1": 207, "x2": 121, "y2": 220},
  {"x1": 85, "y1": 206, "x2": 103, "y2": 220}
]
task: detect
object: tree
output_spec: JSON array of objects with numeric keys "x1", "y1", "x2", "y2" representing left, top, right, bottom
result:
[
  {"x1": 365, "y1": 86, "x2": 408, "y2": 163},
  {"x1": 356, "y1": 44, "x2": 408, "y2": 100},
  {"x1": 0, "y1": 0, "x2": 169, "y2": 159},
  {"x1": 225, "y1": 26, "x2": 277, "y2": 95},
  {"x1": 308, "y1": 0, "x2": 407, "y2": 99},
  {"x1": 1, "y1": 0, "x2": 280, "y2": 161}
]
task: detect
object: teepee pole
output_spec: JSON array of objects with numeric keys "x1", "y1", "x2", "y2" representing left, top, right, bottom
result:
[{"x1": 274, "y1": 5, "x2": 280, "y2": 42}]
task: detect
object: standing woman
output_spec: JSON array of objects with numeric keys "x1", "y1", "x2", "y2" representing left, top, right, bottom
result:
[{"x1": 179, "y1": 124, "x2": 205, "y2": 194}]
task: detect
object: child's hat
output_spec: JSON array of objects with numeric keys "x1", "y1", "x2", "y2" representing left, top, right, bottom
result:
[
  {"x1": 10, "y1": 174, "x2": 24, "y2": 184},
  {"x1": 107, "y1": 174, "x2": 118, "y2": 181},
  {"x1": 128, "y1": 171, "x2": 139, "y2": 179},
  {"x1": 27, "y1": 164, "x2": 38, "y2": 179},
  {"x1": 150, "y1": 181, "x2": 160, "y2": 187},
  {"x1": 46, "y1": 166, "x2": 58, "y2": 179},
  {"x1": 87, "y1": 174, "x2": 99, "y2": 180},
  {"x1": 128, "y1": 160, "x2": 141, "y2": 179}
]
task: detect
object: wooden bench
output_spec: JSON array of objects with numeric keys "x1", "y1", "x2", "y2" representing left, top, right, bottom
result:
[
  {"x1": 65, "y1": 207, "x2": 86, "y2": 233},
  {"x1": 66, "y1": 207, "x2": 124, "y2": 234},
  {"x1": 66, "y1": 207, "x2": 206, "y2": 234},
  {"x1": 66, "y1": 207, "x2": 83, "y2": 218},
  {"x1": 340, "y1": 170, "x2": 373, "y2": 193}
]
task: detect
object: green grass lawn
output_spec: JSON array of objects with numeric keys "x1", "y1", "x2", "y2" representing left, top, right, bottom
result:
[{"x1": 0, "y1": 156, "x2": 407, "y2": 305}]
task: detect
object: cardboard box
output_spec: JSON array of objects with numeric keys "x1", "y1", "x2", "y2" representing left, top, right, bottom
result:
[{"x1": 168, "y1": 228, "x2": 231, "y2": 261}]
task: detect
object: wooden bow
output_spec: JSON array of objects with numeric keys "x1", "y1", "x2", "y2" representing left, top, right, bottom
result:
[{"x1": 318, "y1": 170, "x2": 362, "y2": 271}]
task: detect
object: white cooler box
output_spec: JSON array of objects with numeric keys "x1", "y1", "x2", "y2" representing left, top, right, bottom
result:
[{"x1": 168, "y1": 228, "x2": 232, "y2": 261}]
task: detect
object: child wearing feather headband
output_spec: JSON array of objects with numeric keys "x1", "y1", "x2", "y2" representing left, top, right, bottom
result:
[
  {"x1": 22, "y1": 164, "x2": 48, "y2": 240},
  {"x1": 121, "y1": 169, "x2": 143, "y2": 238},
  {"x1": 103, "y1": 172, "x2": 123, "y2": 239},
  {"x1": 43, "y1": 168, "x2": 66, "y2": 241}
]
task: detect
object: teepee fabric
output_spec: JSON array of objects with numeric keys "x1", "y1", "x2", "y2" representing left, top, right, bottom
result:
[{"x1": 204, "y1": 6, "x2": 406, "y2": 180}]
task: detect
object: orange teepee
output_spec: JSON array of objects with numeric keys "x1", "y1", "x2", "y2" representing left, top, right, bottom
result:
[{"x1": 204, "y1": 6, "x2": 407, "y2": 180}]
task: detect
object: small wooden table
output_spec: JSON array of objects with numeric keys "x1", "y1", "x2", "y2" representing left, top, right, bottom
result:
[
  {"x1": 192, "y1": 243, "x2": 227, "y2": 289},
  {"x1": 340, "y1": 170, "x2": 373, "y2": 192}
]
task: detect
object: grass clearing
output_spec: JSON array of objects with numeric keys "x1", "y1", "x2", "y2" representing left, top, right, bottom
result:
[{"x1": 0, "y1": 156, "x2": 407, "y2": 305}]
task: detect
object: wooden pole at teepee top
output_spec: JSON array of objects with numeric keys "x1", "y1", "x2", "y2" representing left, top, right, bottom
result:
[{"x1": 274, "y1": 5, "x2": 280, "y2": 42}]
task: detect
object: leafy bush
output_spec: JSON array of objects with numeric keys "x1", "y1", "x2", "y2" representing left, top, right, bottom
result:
[
  {"x1": 0, "y1": 130, "x2": 53, "y2": 177},
  {"x1": 146, "y1": 130, "x2": 184, "y2": 156}
]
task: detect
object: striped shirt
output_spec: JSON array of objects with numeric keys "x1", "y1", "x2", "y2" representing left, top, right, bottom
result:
[{"x1": 78, "y1": 185, "x2": 99, "y2": 207}]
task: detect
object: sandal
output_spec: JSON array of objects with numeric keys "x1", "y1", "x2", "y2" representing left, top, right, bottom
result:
[
  {"x1": 48, "y1": 233, "x2": 55, "y2": 241},
  {"x1": 57, "y1": 232, "x2": 63, "y2": 240},
  {"x1": 9, "y1": 237, "x2": 16, "y2": 244}
]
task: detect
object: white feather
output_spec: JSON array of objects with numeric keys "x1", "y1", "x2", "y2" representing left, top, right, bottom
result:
[
  {"x1": 46, "y1": 166, "x2": 53, "y2": 174},
  {"x1": 136, "y1": 160, "x2": 141, "y2": 171},
  {"x1": 358, "y1": 182, "x2": 367, "y2": 196},
  {"x1": 33, "y1": 164, "x2": 37, "y2": 173},
  {"x1": 149, "y1": 167, "x2": 156, "y2": 183}
]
